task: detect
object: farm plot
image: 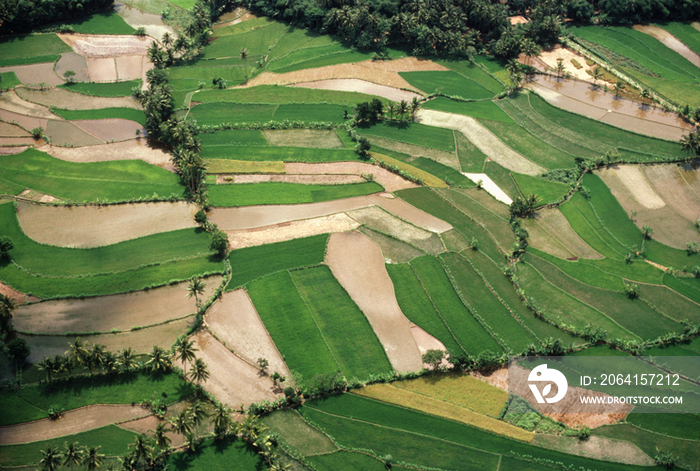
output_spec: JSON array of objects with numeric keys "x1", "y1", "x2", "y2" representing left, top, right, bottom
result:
[
  {"x1": 399, "y1": 71, "x2": 495, "y2": 99},
  {"x1": 203, "y1": 21, "x2": 289, "y2": 60},
  {"x1": 532, "y1": 435, "x2": 655, "y2": 466},
  {"x1": 202, "y1": 146, "x2": 359, "y2": 163},
  {"x1": 423, "y1": 98, "x2": 514, "y2": 123},
  {"x1": 512, "y1": 173, "x2": 569, "y2": 205},
  {"x1": 657, "y1": 22, "x2": 700, "y2": 56},
  {"x1": 199, "y1": 130, "x2": 269, "y2": 147},
  {"x1": 13, "y1": 276, "x2": 220, "y2": 335},
  {"x1": 635, "y1": 284, "x2": 700, "y2": 324},
  {"x1": 0, "y1": 34, "x2": 72, "y2": 67},
  {"x1": 633, "y1": 25, "x2": 700, "y2": 69},
  {"x1": 359, "y1": 228, "x2": 425, "y2": 263},
  {"x1": 0, "y1": 72, "x2": 21, "y2": 91},
  {"x1": 261, "y1": 409, "x2": 337, "y2": 456},
  {"x1": 521, "y1": 207, "x2": 603, "y2": 260},
  {"x1": 46, "y1": 139, "x2": 172, "y2": 169},
  {"x1": 366, "y1": 194, "x2": 452, "y2": 234},
  {"x1": 263, "y1": 129, "x2": 343, "y2": 149},
  {"x1": 369, "y1": 138, "x2": 459, "y2": 170},
  {"x1": 291, "y1": 79, "x2": 421, "y2": 102},
  {"x1": 206, "y1": 289, "x2": 290, "y2": 376},
  {"x1": 0, "y1": 90, "x2": 57, "y2": 119},
  {"x1": 438, "y1": 60, "x2": 504, "y2": 95},
  {"x1": 357, "y1": 121, "x2": 455, "y2": 154},
  {"x1": 190, "y1": 102, "x2": 350, "y2": 126},
  {"x1": 292, "y1": 266, "x2": 393, "y2": 380},
  {"x1": 73, "y1": 118, "x2": 144, "y2": 142},
  {"x1": 44, "y1": 120, "x2": 103, "y2": 147},
  {"x1": 195, "y1": 84, "x2": 379, "y2": 107},
  {"x1": 643, "y1": 163, "x2": 700, "y2": 222},
  {"x1": 16, "y1": 87, "x2": 141, "y2": 109},
  {"x1": 326, "y1": 232, "x2": 423, "y2": 373},
  {"x1": 371, "y1": 152, "x2": 448, "y2": 188},
  {"x1": 51, "y1": 107, "x2": 146, "y2": 127},
  {"x1": 285, "y1": 162, "x2": 419, "y2": 193},
  {"x1": 87, "y1": 57, "x2": 118, "y2": 82},
  {"x1": 59, "y1": 80, "x2": 141, "y2": 97},
  {"x1": 0, "y1": 62, "x2": 63, "y2": 87}
]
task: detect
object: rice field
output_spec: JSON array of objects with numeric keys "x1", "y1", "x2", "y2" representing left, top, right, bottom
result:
[
  {"x1": 190, "y1": 102, "x2": 350, "y2": 125},
  {"x1": 0, "y1": 34, "x2": 71, "y2": 67},
  {"x1": 357, "y1": 122, "x2": 455, "y2": 153},
  {"x1": 201, "y1": 146, "x2": 359, "y2": 162},
  {"x1": 60, "y1": 80, "x2": 141, "y2": 97},
  {"x1": 399, "y1": 71, "x2": 495, "y2": 99},
  {"x1": 195, "y1": 85, "x2": 382, "y2": 106},
  {"x1": 50, "y1": 107, "x2": 147, "y2": 127}
]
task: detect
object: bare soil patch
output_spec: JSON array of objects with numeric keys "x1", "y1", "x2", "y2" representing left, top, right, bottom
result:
[
  {"x1": 538, "y1": 46, "x2": 594, "y2": 82},
  {"x1": 366, "y1": 193, "x2": 453, "y2": 233},
  {"x1": 596, "y1": 166, "x2": 665, "y2": 209},
  {"x1": 346, "y1": 206, "x2": 444, "y2": 255},
  {"x1": 326, "y1": 231, "x2": 423, "y2": 373},
  {"x1": 87, "y1": 57, "x2": 118, "y2": 82},
  {"x1": 116, "y1": 55, "x2": 144, "y2": 81},
  {"x1": 44, "y1": 139, "x2": 172, "y2": 170},
  {"x1": 206, "y1": 289, "x2": 290, "y2": 377},
  {"x1": 0, "y1": 109, "x2": 47, "y2": 132},
  {"x1": 533, "y1": 434, "x2": 654, "y2": 466},
  {"x1": 14, "y1": 276, "x2": 221, "y2": 335},
  {"x1": 114, "y1": 1, "x2": 176, "y2": 41},
  {"x1": 0, "y1": 145, "x2": 30, "y2": 154},
  {"x1": 263, "y1": 129, "x2": 343, "y2": 149},
  {"x1": 359, "y1": 226, "x2": 425, "y2": 263},
  {"x1": 0, "y1": 281, "x2": 39, "y2": 305},
  {"x1": 225, "y1": 213, "x2": 359, "y2": 250},
  {"x1": 524, "y1": 207, "x2": 603, "y2": 260},
  {"x1": 45, "y1": 119, "x2": 103, "y2": 146},
  {"x1": 291, "y1": 79, "x2": 422, "y2": 102},
  {"x1": 17, "y1": 201, "x2": 198, "y2": 248},
  {"x1": 0, "y1": 90, "x2": 58, "y2": 119},
  {"x1": 416, "y1": 109, "x2": 545, "y2": 176},
  {"x1": 217, "y1": 174, "x2": 363, "y2": 185},
  {"x1": 410, "y1": 324, "x2": 447, "y2": 360},
  {"x1": 471, "y1": 366, "x2": 509, "y2": 391},
  {"x1": 55, "y1": 52, "x2": 89, "y2": 82},
  {"x1": 599, "y1": 112, "x2": 687, "y2": 142},
  {"x1": 0, "y1": 121, "x2": 30, "y2": 136},
  {"x1": 285, "y1": 161, "x2": 418, "y2": 192},
  {"x1": 209, "y1": 196, "x2": 372, "y2": 230},
  {"x1": 183, "y1": 331, "x2": 279, "y2": 408},
  {"x1": 0, "y1": 405, "x2": 149, "y2": 446},
  {"x1": 60, "y1": 34, "x2": 155, "y2": 58},
  {"x1": 366, "y1": 135, "x2": 460, "y2": 170},
  {"x1": 0, "y1": 136, "x2": 35, "y2": 146},
  {"x1": 16, "y1": 87, "x2": 141, "y2": 110},
  {"x1": 461, "y1": 173, "x2": 512, "y2": 204},
  {"x1": 644, "y1": 164, "x2": 700, "y2": 222},
  {"x1": 73, "y1": 118, "x2": 144, "y2": 142},
  {"x1": 0, "y1": 62, "x2": 63, "y2": 86},
  {"x1": 633, "y1": 24, "x2": 700, "y2": 68},
  {"x1": 509, "y1": 15, "x2": 529, "y2": 25},
  {"x1": 18, "y1": 189, "x2": 59, "y2": 203}
]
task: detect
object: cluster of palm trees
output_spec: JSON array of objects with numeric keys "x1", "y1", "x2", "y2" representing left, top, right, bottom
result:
[
  {"x1": 38, "y1": 442, "x2": 104, "y2": 471},
  {"x1": 0, "y1": 293, "x2": 15, "y2": 333},
  {"x1": 385, "y1": 98, "x2": 422, "y2": 123},
  {"x1": 38, "y1": 340, "x2": 138, "y2": 383},
  {"x1": 681, "y1": 129, "x2": 700, "y2": 158},
  {"x1": 172, "y1": 336, "x2": 210, "y2": 387}
]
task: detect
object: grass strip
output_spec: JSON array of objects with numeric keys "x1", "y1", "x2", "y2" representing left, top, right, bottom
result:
[
  {"x1": 399, "y1": 70, "x2": 495, "y2": 99},
  {"x1": 422, "y1": 97, "x2": 514, "y2": 123},
  {"x1": 201, "y1": 146, "x2": 359, "y2": 162},
  {"x1": 0, "y1": 34, "x2": 71, "y2": 66},
  {"x1": 205, "y1": 159, "x2": 285, "y2": 174}
]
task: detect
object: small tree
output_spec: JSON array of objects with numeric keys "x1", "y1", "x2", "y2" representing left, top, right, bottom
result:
[
  {"x1": 591, "y1": 67, "x2": 603, "y2": 88},
  {"x1": 554, "y1": 58, "x2": 565, "y2": 78},
  {"x1": 654, "y1": 450, "x2": 677, "y2": 469},
  {"x1": 7, "y1": 338, "x2": 30, "y2": 375},
  {"x1": 212, "y1": 77, "x2": 226, "y2": 89},
  {"x1": 187, "y1": 278, "x2": 206, "y2": 310},
  {"x1": 257, "y1": 357, "x2": 269, "y2": 374},
  {"x1": 190, "y1": 358, "x2": 210, "y2": 386},
  {"x1": 642, "y1": 226, "x2": 653, "y2": 240},
  {"x1": 174, "y1": 335, "x2": 198, "y2": 375},
  {"x1": 29, "y1": 127, "x2": 43, "y2": 139},
  {"x1": 62, "y1": 442, "x2": 84, "y2": 471},
  {"x1": 134, "y1": 26, "x2": 147, "y2": 36},
  {"x1": 63, "y1": 70, "x2": 76, "y2": 83},
  {"x1": 82, "y1": 446, "x2": 104, "y2": 471},
  {"x1": 39, "y1": 445, "x2": 63, "y2": 471},
  {"x1": 213, "y1": 402, "x2": 232, "y2": 438},
  {"x1": 240, "y1": 48, "x2": 249, "y2": 82},
  {"x1": 577, "y1": 425, "x2": 591, "y2": 440},
  {"x1": 210, "y1": 230, "x2": 229, "y2": 258},
  {"x1": 625, "y1": 283, "x2": 639, "y2": 299},
  {"x1": 613, "y1": 80, "x2": 625, "y2": 97},
  {"x1": 355, "y1": 137, "x2": 371, "y2": 159},
  {"x1": 422, "y1": 349, "x2": 445, "y2": 371}
]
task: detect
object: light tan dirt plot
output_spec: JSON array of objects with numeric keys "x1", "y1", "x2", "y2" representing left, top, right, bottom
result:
[
  {"x1": 471, "y1": 366, "x2": 509, "y2": 391},
  {"x1": 522, "y1": 207, "x2": 603, "y2": 260},
  {"x1": 209, "y1": 196, "x2": 373, "y2": 230},
  {"x1": 0, "y1": 145, "x2": 30, "y2": 154},
  {"x1": 116, "y1": 55, "x2": 144, "y2": 81},
  {"x1": 0, "y1": 405, "x2": 150, "y2": 446},
  {"x1": 0, "y1": 281, "x2": 39, "y2": 305},
  {"x1": 365, "y1": 135, "x2": 460, "y2": 170},
  {"x1": 596, "y1": 166, "x2": 665, "y2": 209},
  {"x1": 533, "y1": 435, "x2": 654, "y2": 466},
  {"x1": 262, "y1": 129, "x2": 343, "y2": 148},
  {"x1": 359, "y1": 227, "x2": 426, "y2": 263},
  {"x1": 55, "y1": 52, "x2": 90, "y2": 82},
  {"x1": 416, "y1": 109, "x2": 545, "y2": 176},
  {"x1": 18, "y1": 189, "x2": 59, "y2": 203},
  {"x1": 643, "y1": 164, "x2": 700, "y2": 222},
  {"x1": 206, "y1": 289, "x2": 290, "y2": 377},
  {"x1": 461, "y1": 173, "x2": 512, "y2": 205},
  {"x1": 114, "y1": 1, "x2": 176, "y2": 41},
  {"x1": 44, "y1": 139, "x2": 172, "y2": 169},
  {"x1": 680, "y1": 161, "x2": 700, "y2": 197},
  {"x1": 346, "y1": 206, "x2": 444, "y2": 255},
  {"x1": 0, "y1": 109, "x2": 47, "y2": 132},
  {"x1": 14, "y1": 276, "x2": 221, "y2": 335},
  {"x1": 0, "y1": 137, "x2": 35, "y2": 146},
  {"x1": 291, "y1": 79, "x2": 422, "y2": 102},
  {"x1": 73, "y1": 118, "x2": 144, "y2": 142},
  {"x1": 225, "y1": 213, "x2": 359, "y2": 250},
  {"x1": 20, "y1": 317, "x2": 191, "y2": 364},
  {"x1": 0, "y1": 121, "x2": 30, "y2": 136},
  {"x1": 16, "y1": 87, "x2": 141, "y2": 110},
  {"x1": 218, "y1": 174, "x2": 364, "y2": 185},
  {"x1": 366, "y1": 193, "x2": 453, "y2": 233},
  {"x1": 538, "y1": 46, "x2": 594, "y2": 82},
  {"x1": 410, "y1": 324, "x2": 447, "y2": 368},
  {"x1": 45, "y1": 120, "x2": 103, "y2": 146},
  {"x1": 61, "y1": 34, "x2": 155, "y2": 58},
  {"x1": 633, "y1": 24, "x2": 700, "y2": 68},
  {"x1": 87, "y1": 57, "x2": 118, "y2": 82},
  {"x1": 17, "y1": 201, "x2": 198, "y2": 248},
  {"x1": 326, "y1": 231, "x2": 423, "y2": 373},
  {"x1": 0, "y1": 90, "x2": 58, "y2": 119},
  {"x1": 183, "y1": 331, "x2": 279, "y2": 408},
  {"x1": 0, "y1": 62, "x2": 63, "y2": 86},
  {"x1": 285, "y1": 162, "x2": 419, "y2": 192}
]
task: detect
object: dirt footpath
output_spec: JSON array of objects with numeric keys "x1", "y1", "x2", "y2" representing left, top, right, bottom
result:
[{"x1": 326, "y1": 232, "x2": 423, "y2": 373}]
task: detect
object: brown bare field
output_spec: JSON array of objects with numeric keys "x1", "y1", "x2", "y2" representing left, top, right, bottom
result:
[
  {"x1": 367, "y1": 193, "x2": 453, "y2": 233},
  {"x1": 116, "y1": 55, "x2": 144, "y2": 81},
  {"x1": 206, "y1": 289, "x2": 290, "y2": 377},
  {"x1": 523, "y1": 207, "x2": 603, "y2": 260},
  {"x1": 643, "y1": 164, "x2": 700, "y2": 222},
  {"x1": 16, "y1": 87, "x2": 141, "y2": 110},
  {"x1": 359, "y1": 227, "x2": 425, "y2": 263},
  {"x1": 73, "y1": 118, "x2": 144, "y2": 142},
  {"x1": 20, "y1": 317, "x2": 191, "y2": 363},
  {"x1": 285, "y1": 162, "x2": 418, "y2": 192},
  {"x1": 0, "y1": 137, "x2": 35, "y2": 145},
  {"x1": 182, "y1": 331, "x2": 279, "y2": 408},
  {"x1": 326, "y1": 231, "x2": 423, "y2": 373},
  {"x1": 244, "y1": 57, "x2": 447, "y2": 92},
  {"x1": 262, "y1": 129, "x2": 343, "y2": 149},
  {"x1": 0, "y1": 280, "x2": 39, "y2": 305},
  {"x1": 0, "y1": 121, "x2": 30, "y2": 136},
  {"x1": 346, "y1": 206, "x2": 444, "y2": 255},
  {"x1": 538, "y1": 46, "x2": 594, "y2": 82},
  {"x1": 0, "y1": 405, "x2": 149, "y2": 446},
  {"x1": 87, "y1": 57, "x2": 118, "y2": 82},
  {"x1": 291, "y1": 79, "x2": 422, "y2": 102},
  {"x1": 44, "y1": 139, "x2": 173, "y2": 170},
  {"x1": 45, "y1": 120, "x2": 103, "y2": 146},
  {"x1": 17, "y1": 201, "x2": 198, "y2": 248},
  {"x1": 600, "y1": 112, "x2": 688, "y2": 142},
  {"x1": 633, "y1": 24, "x2": 700, "y2": 68},
  {"x1": 225, "y1": 213, "x2": 359, "y2": 250},
  {"x1": 410, "y1": 325, "x2": 447, "y2": 368},
  {"x1": 0, "y1": 109, "x2": 47, "y2": 132},
  {"x1": 365, "y1": 135, "x2": 460, "y2": 170},
  {"x1": 14, "y1": 276, "x2": 221, "y2": 335},
  {"x1": 0, "y1": 90, "x2": 58, "y2": 119},
  {"x1": 596, "y1": 166, "x2": 665, "y2": 209},
  {"x1": 209, "y1": 196, "x2": 372, "y2": 230},
  {"x1": 0, "y1": 62, "x2": 63, "y2": 86},
  {"x1": 679, "y1": 162, "x2": 700, "y2": 197},
  {"x1": 533, "y1": 435, "x2": 654, "y2": 466},
  {"x1": 114, "y1": 1, "x2": 175, "y2": 40},
  {"x1": 55, "y1": 52, "x2": 89, "y2": 82},
  {"x1": 217, "y1": 174, "x2": 364, "y2": 185},
  {"x1": 471, "y1": 366, "x2": 509, "y2": 391},
  {"x1": 60, "y1": 34, "x2": 154, "y2": 58}
]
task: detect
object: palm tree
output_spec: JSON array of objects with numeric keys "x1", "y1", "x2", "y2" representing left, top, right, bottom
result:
[
  {"x1": 187, "y1": 278, "x2": 206, "y2": 311},
  {"x1": 613, "y1": 80, "x2": 625, "y2": 97},
  {"x1": 591, "y1": 66, "x2": 603, "y2": 89},
  {"x1": 398, "y1": 100, "x2": 408, "y2": 122},
  {"x1": 680, "y1": 130, "x2": 700, "y2": 156},
  {"x1": 129, "y1": 434, "x2": 154, "y2": 469},
  {"x1": 62, "y1": 442, "x2": 84, "y2": 471},
  {"x1": 189, "y1": 358, "x2": 210, "y2": 386},
  {"x1": 88, "y1": 344, "x2": 106, "y2": 373},
  {"x1": 146, "y1": 346, "x2": 172, "y2": 372},
  {"x1": 189, "y1": 400, "x2": 209, "y2": 440},
  {"x1": 38, "y1": 357, "x2": 54, "y2": 382},
  {"x1": 410, "y1": 97, "x2": 421, "y2": 119},
  {"x1": 152, "y1": 422, "x2": 171, "y2": 452},
  {"x1": 66, "y1": 338, "x2": 89, "y2": 369},
  {"x1": 387, "y1": 102, "x2": 397, "y2": 120},
  {"x1": 118, "y1": 348, "x2": 136, "y2": 373},
  {"x1": 240, "y1": 47, "x2": 248, "y2": 82},
  {"x1": 213, "y1": 402, "x2": 232, "y2": 438},
  {"x1": 554, "y1": 58, "x2": 565, "y2": 78},
  {"x1": 39, "y1": 445, "x2": 63, "y2": 471},
  {"x1": 174, "y1": 336, "x2": 198, "y2": 376},
  {"x1": 170, "y1": 409, "x2": 194, "y2": 443},
  {"x1": 0, "y1": 293, "x2": 16, "y2": 331},
  {"x1": 82, "y1": 446, "x2": 104, "y2": 471},
  {"x1": 521, "y1": 38, "x2": 541, "y2": 66},
  {"x1": 161, "y1": 32, "x2": 173, "y2": 48}
]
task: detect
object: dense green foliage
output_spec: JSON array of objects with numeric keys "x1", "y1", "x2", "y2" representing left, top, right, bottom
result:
[
  {"x1": 165, "y1": 438, "x2": 265, "y2": 470},
  {"x1": 60, "y1": 80, "x2": 141, "y2": 97},
  {"x1": 0, "y1": 0, "x2": 112, "y2": 33}
]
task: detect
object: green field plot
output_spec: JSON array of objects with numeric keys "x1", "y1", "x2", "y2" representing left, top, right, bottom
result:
[
  {"x1": 0, "y1": 390, "x2": 46, "y2": 425},
  {"x1": 248, "y1": 271, "x2": 339, "y2": 380},
  {"x1": 0, "y1": 204, "x2": 212, "y2": 277},
  {"x1": 208, "y1": 181, "x2": 382, "y2": 207},
  {"x1": 60, "y1": 80, "x2": 140, "y2": 97},
  {"x1": 168, "y1": 64, "x2": 247, "y2": 85},
  {"x1": 57, "y1": 10, "x2": 135, "y2": 35},
  {"x1": 0, "y1": 71, "x2": 22, "y2": 89},
  {"x1": 386, "y1": 263, "x2": 463, "y2": 355},
  {"x1": 410, "y1": 255, "x2": 502, "y2": 355},
  {"x1": 439, "y1": 60, "x2": 505, "y2": 95},
  {"x1": 268, "y1": 43, "x2": 406, "y2": 74},
  {"x1": 199, "y1": 130, "x2": 269, "y2": 147},
  {"x1": 202, "y1": 146, "x2": 359, "y2": 162},
  {"x1": 626, "y1": 413, "x2": 700, "y2": 441},
  {"x1": 528, "y1": 248, "x2": 625, "y2": 290},
  {"x1": 482, "y1": 161, "x2": 519, "y2": 200},
  {"x1": 371, "y1": 152, "x2": 447, "y2": 188},
  {"x1": 0, "y1": 34, "x2": 71, "y2": 67},
  {"x1": 399, "y1": 71, "x2": 495, "y2": 99},
  {"x1": 625, "y1": 70, "x2": 700, "y2": 107},
  {"x1": 261, "y1": 409, "x2": 337, "y2": 456},
  {"x1": 664, "y1": 273, "x2": 700, "y2": 305},
  {"x1": 212, "y1": 17, "x2": 275, "y2": 37},
  {"x1": 408, "y1": 158, "x2": 475, "y2": 188},
  {"x1": 657, "y1": 22, "x2": 700, "y2": 55},
  {"x1": 0, "y1": 425, "x2": 136, "y2": 467},
  {"x1": 227, "y1": 234, "x2": 328, "y2": 289},
  {"x1": 190, "y1": 102, "x2": 350, "y2": 125},
  {"x1": 169, "y1": 0, "x2": 197, "y2": 8},
  {"x1": 512, "y1": 173, "x2": 569, "y2": 205},
  {"x1": 422, "y1": 98, "x2": 514, "y2": 123},
  {"x1": 50, "y1": 107, "x2": 146, "y2": 126},
  {"x1": 166, "y1": 438, "x2": 264, "y2": 470},
  {"x1": 274, "y1": 103, "x2": 350, "y2": 123},
  {"x1": 307, "y1": 450, "x2": 389, "y2": 471},
  {"x1": 195, "y1": 85, "x2": 383, "y2": 106},
  {"x1": 357, "y1": 122, "x2": 455, "y2": 153},
  {"x1": 291, "y1": 266, "x2": 392, "y2": 380},
  {"x1": 203, "y1": 21, "x2": 289, "y2": 59},
  {"x1": 472, "y1": 55, "x2": 511, "y2": 85},
  {"x1": 455, "y1": 131, "x2": 488, "y2": 172},
  {"x1": 440, "y1": 252, "x2": 535, "y2": 352},
  {"x1": 633, "y1": 283, "x2": 700, "y2": 324}
]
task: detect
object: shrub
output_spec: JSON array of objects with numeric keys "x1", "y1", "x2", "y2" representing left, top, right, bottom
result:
[
  {"x1": 0, "y1": 236, "x2": 13, "y2": 259},
  {"x1": 134, "y1": 27, "x2": 147, "y2": 36},
  {"x1": 30, "y1": 127, "x2": 44, "y2": 139},
  {"x1": 210, "y1": 230, "x2": 229, "y2": 258}
]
